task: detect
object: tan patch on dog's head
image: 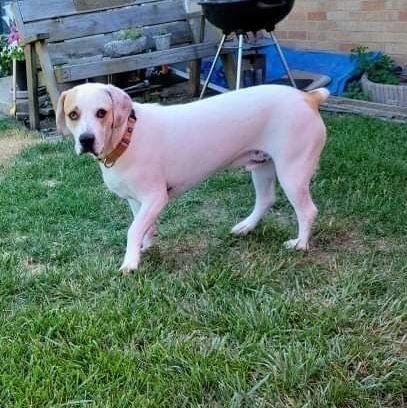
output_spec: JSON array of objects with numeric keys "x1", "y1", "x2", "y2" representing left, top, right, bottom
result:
[{"x1": 56, "y1": 83, "x2": 133, "y2": 157}]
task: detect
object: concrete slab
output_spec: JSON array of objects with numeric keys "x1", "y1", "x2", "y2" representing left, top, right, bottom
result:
[{"x1": 0, "y1": 76, "x2": 12, "y2": 116}]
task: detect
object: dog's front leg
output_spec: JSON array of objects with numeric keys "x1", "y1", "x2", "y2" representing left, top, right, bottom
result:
[
  {"x1": 120, "y1": 193, "x2": 168, "y2": 274},
  {"x1": 128, "y1": 199, "x2": 157, "y2": 252}
]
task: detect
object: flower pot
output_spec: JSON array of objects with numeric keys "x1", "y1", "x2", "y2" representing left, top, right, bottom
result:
[
  {"x1": 103, "y1": 36, "x2": 147, "y2": 58},
  {"x1": 153, "y1": 33, "x2": 172, "y2": 51},
  {"x1": 16, "y1": 60, "x2": 27, "y2": 91},
  {"x1": 361, "y1": 73, "x2": 407, "y2": 107}
]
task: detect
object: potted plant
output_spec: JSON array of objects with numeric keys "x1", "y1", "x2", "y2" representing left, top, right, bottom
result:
[
  {"x1": 153, "y1": 30, "x2": 172, "y2": 51},
  {"x1": 0, "y1": 26, "x2": 26, "y2": 90},
  {"x1": 351, "y1": 46, "x2": 406, "y2": 107},
  {"x1": 104, "y1": 27, "x2": 147, "y2": 58}
]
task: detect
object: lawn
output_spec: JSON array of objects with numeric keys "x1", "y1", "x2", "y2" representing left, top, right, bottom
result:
[{"x1": 0, "y1": 113, "x2": 406, "y2": 407}]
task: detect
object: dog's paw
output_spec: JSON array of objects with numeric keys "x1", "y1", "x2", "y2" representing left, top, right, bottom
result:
[
  {"x1": 119, "y1": 258, "x2": 140, "y2": 275},
  {"x1": 231, "y1": 219, "x2": 256, "y2": 235},
  {"x1": 284, "y1": 238, "x2": 309, "y2": 251}
]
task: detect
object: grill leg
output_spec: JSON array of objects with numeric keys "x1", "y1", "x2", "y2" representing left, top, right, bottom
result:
[
  {"x1": 236, "y1": 33, "x2": 244, "y2": 90},
  {"x1": 199, "y1": 34, "x2": 227, "y2": 99},
  {"x1": 271, "y1": 32, "x2": 297, "y2": 89}
]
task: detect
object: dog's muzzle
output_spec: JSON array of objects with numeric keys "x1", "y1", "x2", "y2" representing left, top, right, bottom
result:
[{"x1": 79, "y1": 132, "x2": 96, "y2": 154}]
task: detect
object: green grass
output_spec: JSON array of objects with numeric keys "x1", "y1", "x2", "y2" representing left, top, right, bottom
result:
[{"x1": 0, "y1": 114, "x2": 406, "y2": 407}]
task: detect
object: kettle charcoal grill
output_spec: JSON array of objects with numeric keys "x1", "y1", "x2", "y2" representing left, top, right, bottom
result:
[
  {"x1": 200, "y1": 0, "x2": 295, "y2": 34},
  {"x1": 199, "y1": 0, "x2": 297, "y2": 98}
]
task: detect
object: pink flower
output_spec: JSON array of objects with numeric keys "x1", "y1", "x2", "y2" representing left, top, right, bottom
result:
[{"x1": 8, "y1": 26, "x2": 21, "y2": 45}]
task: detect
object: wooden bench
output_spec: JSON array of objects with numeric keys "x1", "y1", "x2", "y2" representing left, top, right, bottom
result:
[{"x1": 12, "y1": 0, "x2": 225, "y2": 129}]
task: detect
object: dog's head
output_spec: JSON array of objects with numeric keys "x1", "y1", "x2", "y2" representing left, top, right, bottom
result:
[{"x1": 56, "y1": 83, "x2": 133, "y2": 158}]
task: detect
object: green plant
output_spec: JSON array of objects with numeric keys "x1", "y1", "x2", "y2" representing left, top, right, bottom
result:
[
  {"x1": 343, "y1": 80, "x2": 370, "y2": 101},
  {"x1": 0, "y1": 25, "x2": 25, "y2": 77},
  {"x1": 351, "y1": 46, "x2": 400, "y2": 85},
  {"x1": 117, "y1": 27, "x2": 144, "y2": 41},
  {"x1": 0, "y1": 35, "x2": 12, "y2": 76}
]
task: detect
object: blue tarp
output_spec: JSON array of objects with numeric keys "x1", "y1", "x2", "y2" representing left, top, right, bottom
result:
[{"x1": 201, "y1": 46, "x2": 377, "y2": 96}]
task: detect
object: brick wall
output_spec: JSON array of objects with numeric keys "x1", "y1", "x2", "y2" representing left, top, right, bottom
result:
[{"x1": 275, "y1": 0, "x2": 407, "y2": 65}]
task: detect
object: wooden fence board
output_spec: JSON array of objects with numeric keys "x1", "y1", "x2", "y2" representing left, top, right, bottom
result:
[
  {"x1": 20, "y1": 0, "x2": 186, "y2": 42},
  {"x1": 18, "y1": 0, "x2": 163, "y2": 22}
]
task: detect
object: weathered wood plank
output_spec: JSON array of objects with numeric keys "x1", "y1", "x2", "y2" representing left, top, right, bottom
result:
[
  {"x1": 24, "y1": 44, "x2": 40, "y2": 130},
  {"x1": 20, "y1": 0, "x2": 187, "y2": 42},
  {"x1": 35, "y1": 42, "x2": 61, "y2": 109},
  {"x1": 187, "y1": 13, "x2": 205, "y2": 96},
  {"x1": 18, "y1": 0, "x2": 76, "y2": 22},
  {"x1": 74, "y1": 0, "x2": 135, "y2": 11},
  {"x1": 17, "y1": 0, "x2": 165, "y2": 22},
  {"x1": 54, "y1": 43, "x2": 223, "y2": 82},
  {"x1": 11, "y1": 1, "x2": 27, "y2": 38},
  {"x1": 20, "y1": 33, "x2": 49, "y2": 47},
  {"x1": 220, "y1": 53, "x2": 237, "y2": 89},
  {"x1": 47, "y1": 21, "x2": 192, "y2": 65},
  {"x1": 321, "y1": 96, "x2": 407, "y2": 123}
]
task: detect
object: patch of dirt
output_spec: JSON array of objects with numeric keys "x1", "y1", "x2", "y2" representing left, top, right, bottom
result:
[
  {"x1": 303, "y1": 230, "x2": 368, "y2": 267},
  {"x1": 154, "y1": 231, "x2": 223, "y2": 273},
  {"x1": 198, "y1": 200, "x2": 229, "y2": 224},
  {"x1": 0, "y1": 135, "x2": 37, "y2": 165},
  {"x1": 331, "y1": 230, "x2": 367, "y2": 251},
  {"x1": 21, "y1": 258, "x2": 46, "y2": 276}
]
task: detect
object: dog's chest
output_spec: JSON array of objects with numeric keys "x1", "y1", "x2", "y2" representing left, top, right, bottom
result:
[{"x1": 101, "y1": 168, "x2": 135, "y2": 199}]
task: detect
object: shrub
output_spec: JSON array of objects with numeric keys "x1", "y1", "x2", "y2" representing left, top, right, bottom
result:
[{"x1": 351, "y1": 46, "x2": 400, "y2": 85}]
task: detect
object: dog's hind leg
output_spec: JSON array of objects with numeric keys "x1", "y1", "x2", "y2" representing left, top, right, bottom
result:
[
  {"x1": 231, "y1": 161, "x2": 276, "y2": 235},
  {"x1": 274, "y1": 158, "x2": 319, "y2": 251}
]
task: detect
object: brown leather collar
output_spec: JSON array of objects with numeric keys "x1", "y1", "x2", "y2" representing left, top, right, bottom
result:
[{"x1": 102, "y1": 110, "x2": 137, "y2": 168}]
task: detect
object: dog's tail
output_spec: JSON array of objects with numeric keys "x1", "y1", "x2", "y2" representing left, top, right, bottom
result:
[{"x1": 304, "y1": 88, "x2": 330, "y2": 111}]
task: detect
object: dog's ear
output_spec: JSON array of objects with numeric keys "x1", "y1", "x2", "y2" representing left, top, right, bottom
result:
[
  {"x1": 106, "y1": 85, "x2": 133, "y2": 143},
  {"x1": 56, "y1": 90, "x2": 70, "y2": 136}
]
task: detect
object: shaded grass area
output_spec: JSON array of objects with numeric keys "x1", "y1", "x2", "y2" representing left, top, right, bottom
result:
[{"x1": 0, "y1": 114, "x2": 406, "y2": 407}]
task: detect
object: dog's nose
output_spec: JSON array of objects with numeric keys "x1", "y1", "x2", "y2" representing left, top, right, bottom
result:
[{"x1": 79, "y1": 133, "x2": 95, "y2": 153}]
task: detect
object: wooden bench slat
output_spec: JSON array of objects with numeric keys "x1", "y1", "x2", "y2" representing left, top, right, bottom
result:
[
  {"x1": 18, "y1": 0, "x2": 167, "y2": 22},
  {"x1": 48, "y1": 21, "x2": 192, "y2": 65},
  {"x1": 54, "y1": 43, "x2": 221, "y2": 82},
  {"x1": 74, "y1": 0, "x2": 136, "y2": 12},
  {"x1": 20, "y1": 0, "x2": 187, "y2": 42}
]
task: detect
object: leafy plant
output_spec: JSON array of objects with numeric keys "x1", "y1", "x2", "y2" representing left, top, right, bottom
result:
[
  {"x1": 0, "y1": 35, "x2": 12, "y2": 76},
  {"x1": 117, "y1": 28, "x2": 144, "y2": 41},
  {"x1": 0, "y1": 25, "x2": 25, "y2": 77},
  {"x1": 351, "y1": 46, "x2": 399, "y2": 85},
  {"x1": 343, "y1": 81, "x2": 370, "y2": 101}
]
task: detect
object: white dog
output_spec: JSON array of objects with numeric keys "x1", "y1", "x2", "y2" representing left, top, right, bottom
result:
[{"x1": 57, "y1": 83, "x2": 328, "y2": 273}]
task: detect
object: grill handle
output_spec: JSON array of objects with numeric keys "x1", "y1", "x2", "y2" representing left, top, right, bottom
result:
[{"x1": 256, "y1": 0, "x2": 288, "y2": 9}]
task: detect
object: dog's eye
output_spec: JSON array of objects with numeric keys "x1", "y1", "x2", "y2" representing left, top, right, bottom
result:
[
  {"x1": 96, "y1": 109, "x2": 107, "y2": 119},
  {"x1": 68, "y1": 111, "x2": 79, "y2": 121}
]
